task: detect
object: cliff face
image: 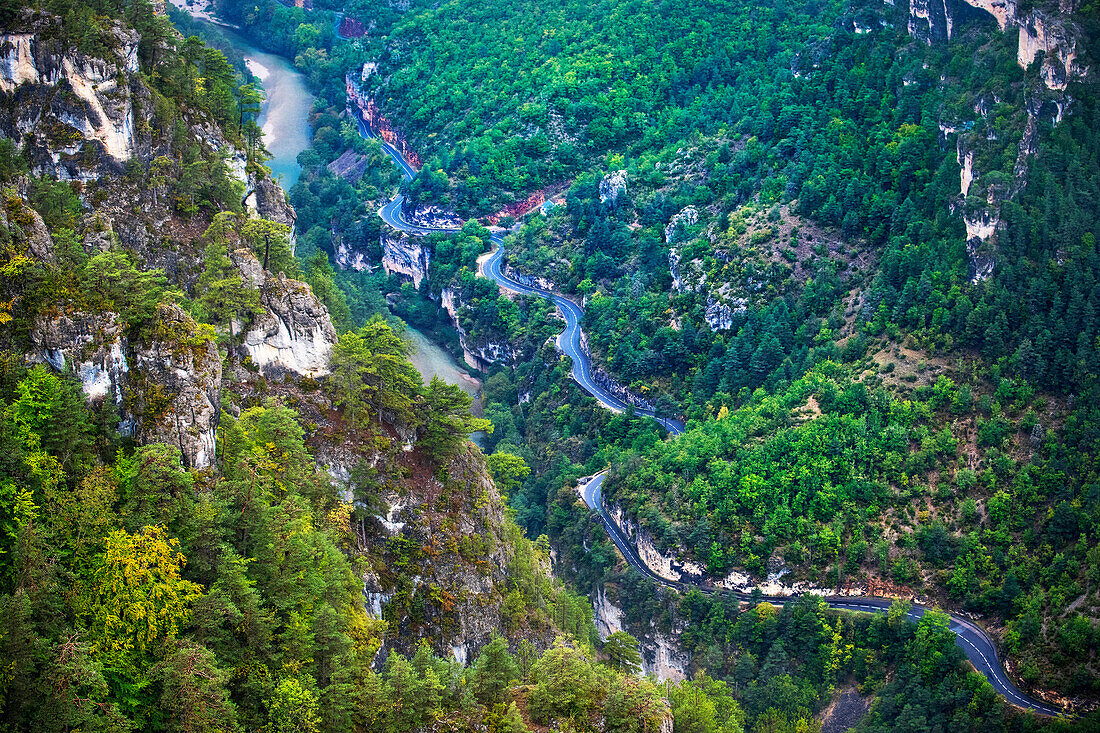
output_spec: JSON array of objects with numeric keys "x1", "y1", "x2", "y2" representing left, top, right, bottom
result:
[
  {"x1": 30, "y1": 304, "x2": 222, "y2": 470},
  {"x1": 380, "y1": 230, "x2": 431, "y2": 288},
  {"x1": 232, "y1": 248, "x2": 337, "y2": 379},
  {"x1": 245, "y1": 173, "x2": 297, "y2": 249},
  {"x1": 906, "y1": 0, "x2": 1088, "y2": 92},
  {"x1": 1, "y1": 10, "x2": 324, "y2": 467},
  {"x1": 0, "y1": 17, "x2": 142, "y2": 179},
  {"x1": 442, "y1": 285, "x2": 517, "y2": 369},
  {"x1": 904, "y1": 0, "x2": 1089, "y2": 279},
  {"x1": 361, "y1": 445, "x2": 555, "y2": 660},
  {"x1": 129, "y1": 304, "x2": 221, "y2": 470}
]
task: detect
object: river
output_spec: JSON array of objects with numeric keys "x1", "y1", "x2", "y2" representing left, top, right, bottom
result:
[
  {"x1": 178, "y1": 4, "x2": 483, "y2": 404},
  {"x1": 225, "y1": 35, "x2": 312, "y2": 188},
  {"x1": 403, "y1": 327, "x2": 482, "y2": 401},
  {"x1": 170, "y1": 0, "x2": 312, "y2": 188}
]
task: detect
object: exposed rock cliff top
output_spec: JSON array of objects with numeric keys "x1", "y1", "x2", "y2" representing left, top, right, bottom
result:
[{"x1": 231, "y1": 248, "x2": 337, "y2": 379}]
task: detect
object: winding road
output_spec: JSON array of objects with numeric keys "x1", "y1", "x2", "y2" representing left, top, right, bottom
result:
[{"x1": 357, "y1": 102, "x2": 1064, "y2": 718}]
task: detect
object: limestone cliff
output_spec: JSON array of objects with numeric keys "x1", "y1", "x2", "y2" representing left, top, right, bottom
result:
[
  {"x1": 1, "y1": 191, "x2": 55, "y2": 263},
  {"x1": 900, "y1": 0, "x2": 1090, "y2": 279},
  {"x1": 30, "y1": 303, "x2": 221, "y2": 470},
  {"x1": 232, "y1": 248, "x2": 337, "y2": 379},
  {"x1": 0, "y1": 9, "x2": 261, "y2": 288},
  {"x1": 599, "y1": 169, "x2": 628, "y2": 205},
  {"x1": 0, "y1": 13, "x2": 141, "y2": 179},
  {"x1": 245, "y1": 173, "x2": 297, "y2": 250},
  {"x1": 442, "y1": 284, "x2": 518, "y2": 370},
  {"x1": 129, "y1": 303, "x2": 221, "y2": 469},
  {"x1": 904, "y1": 0, "x2": 1088, "y2": 93},
  {"x1": 359, "y1": 444, "x2": 556, "y2": 661},
  {"x1": 380, "y1": 229, "x2": 431, "y2": 288}
]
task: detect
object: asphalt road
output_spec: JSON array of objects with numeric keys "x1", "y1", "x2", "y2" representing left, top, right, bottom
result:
[
  {"x1": 361, "y1": 108, "x2": 1064, "y2": 718},
  {"x1": 579, "y1": 474, "x2": 1064, "y2": 717}
]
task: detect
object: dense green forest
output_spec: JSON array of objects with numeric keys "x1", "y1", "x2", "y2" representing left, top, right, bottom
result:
[
  {"x1": 318, "y1": 0, "x2": 1100, "y2": 708},
  {"x1": 206, "y1": 0, "x2": 1100, "y2": 709},
  {"x1": 3, "y1": 0, "x2": 1100, "y2": 728}
]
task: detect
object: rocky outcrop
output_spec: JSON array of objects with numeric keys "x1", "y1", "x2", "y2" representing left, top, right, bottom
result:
[
  {"x1": 1, "y1": 193, "x2": 55, "y2": 262},
  {"x1": 31, "y1": 304, "x2": 221, "y2": 469},
  {"x1": 593, "y1": 586, "x2": 624, "y2": 640},
  {"x1": 664, "y1": 206, "x2": 698, "y2": 244},
  {"x1": 606, "y1": 495, "x2": 886, "y2": 601},
  {"x1": 669, "y1": 244, "x2": 744, "y2": 331},
  {"x1": 591, "y1": 585, "x2": 685, "y2": 684},
  {"x1": 669, "y1": 249, "x2": 682, "y2": 291},
  {"x1": 234, "y1": 249, "x2": 337, "y2": 378},
  {"x1": 442, "y1": 285, "x2": 517, "y2": 369},
  {"x1": 920, "y1": 0, "x2": 1088, "y2": 280},
  {"x1": 31, "y1": 312, "x2": 128, "y2": 406},
  {"x1": 336, "y1": 238, "x2": 372, "y2": 272},
  {"x1": 381, "y1": 230, "x2": 431, "y2": 288},
  {"x1": 705, "y1": 297, "x2": 734, "y2": 331},
  {"x1": 0, "y1": 16, "x2": 141, "y2": 179},
  {"x1": 403, "y1": 204, "x2": 463, "y2": 230},
  {"x1": 599, "y1": 169, "x2": 627, "y2": 205},
  {"x1": 1015, "y1": 11, "x2": 1086, "y2": 91},
  {"x1": 246, "y1": 174, "x2": 296, "y2": 231},
  {"x1": 244, "y1": 174, "x2": 297, "y2": 253},
  {"x1": 501, "y1": 262, "x2": 555, "y2": 292},
  {"x1": 904, "y1": 0, "x2": 1087, "y2": 91},
  {"x1": 130, "y1": 304, "x2": 221, "y2": 469},
  {"x1": 326, "y1": 148, "x2": 371, "y2": 182},
  {"x1": 362, "y1": 446, "x2": 555, "y2": 661}
]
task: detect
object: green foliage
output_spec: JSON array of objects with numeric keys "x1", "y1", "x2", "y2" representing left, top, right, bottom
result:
[
  {"x1": 602, "y1": 631, "x2": 642, "y2": 675},
  {"x1": 193, "y1": 215, "x2": 262, "y2": 328},
  {"x1": 268, "y1": 676, "x2": 321, "y2": 733},
  {"x1": 304, "y1": 250, "x2": 351, "y2": 333},
  {"x1": 85, "y1": 525, "x2": 203, "y2": 669},
  {"x1": 528, "y1": 638, "x2": 604, "y2": 723},
  {"x1": 487, "y1": 451, "x2": 530, "y2": 497},
  {"x1": 418, "y1": 376, "x2": 492, "y2": 461},
  {"x1": 82, "y1": 251, "x2": 175, "y2": 332},
  {"x1": 27, "y1": 179, "x2": 83, "y2": 230},
  {"x1": 329, "y1": 319, "x2": 423, "y2": 431},
  {"x1": 242, "y1": 218, "x2": 297, "y2": 279},
  {"x1": 0, "y1": 139, "x2": 27, "y2": 183},
  {"x1": 469, "y1": 633, "x2": 519, "y2": 706}
]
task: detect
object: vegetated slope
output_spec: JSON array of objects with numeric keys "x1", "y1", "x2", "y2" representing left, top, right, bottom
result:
[
  {"x1": 0, "y1": 3, "x2": 713, "y2": 731},
  {"x1": 378, "y1": 0, "x2": 841, "y2": 215},
  {"x1": 351, "y1": 0, "x2": 1100, "y2": 711}
]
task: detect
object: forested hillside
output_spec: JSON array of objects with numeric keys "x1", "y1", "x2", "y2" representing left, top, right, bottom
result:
[
  {"x1": 2, "y1": 0, "x2": 1100, "y2": 728},
  {"x1": 328, "y1": 0, "x2": 1100, "y2": 716},
  {"x1": 0, "y1": 2, "x2": 703, "y2": 730}
]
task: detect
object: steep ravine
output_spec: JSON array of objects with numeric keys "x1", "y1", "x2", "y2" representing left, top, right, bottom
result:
[{"x1": 358, "y1": 70, "x2": 1070, "y2": 718}]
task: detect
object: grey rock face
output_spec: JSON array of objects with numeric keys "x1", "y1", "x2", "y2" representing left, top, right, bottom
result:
[
  {"x1": 30, "y1": 312, "x2": 128, "y2": 405},
  {"x1": 1, "y1": 194, "x2": 55, "y2": 262},
  {"x1": 664, "y1": 206, "x2": 698, "y2": 244},
  {"x1": 131, "y1": 304, "x2": 221, "y2": 470},
  {"x1": 31, "y1": 304, "x2": 221, "y2": 470},
  {"x1": 381, "y1": 230, "x2": 431, "y2": 288},
  {"x1": 247, "y1": 174, "x2": 296, "y2": 231},
  {"x1": 0, "y1": 18, "x2": 141, "y2": 179},
  {"x1": 705, "y1": 298, "x2": 734, "y2": 331},
  {"x1": 599, "y1": 169, "x2": 627, "y2": 204},
  {"x1": 233, "y1": 249, "x2": 337, "y2": 379}
]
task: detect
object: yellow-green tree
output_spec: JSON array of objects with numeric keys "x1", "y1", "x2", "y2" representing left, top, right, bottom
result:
[{"x1": 87, "y1": 526, "x2": 202, "y2": 668}]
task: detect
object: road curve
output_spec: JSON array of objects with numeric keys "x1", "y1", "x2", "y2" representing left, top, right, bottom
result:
[
  {"x1": 359, "y1": 107, "x2": 1063, "y2": 718},
  {"x1": 361, "y1": 108, "x2": 685, "y2": 434},
  {"x1": 579, "y1": 473, "x2": 1063, "y2": 717}
]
